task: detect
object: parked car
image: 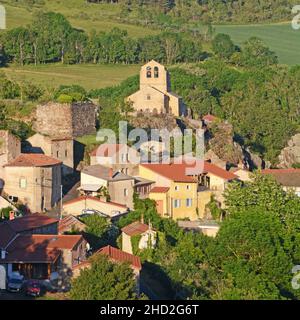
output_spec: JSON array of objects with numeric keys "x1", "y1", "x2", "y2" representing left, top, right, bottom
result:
[
  {"x1": 7, "y1": 277, "x2": 24, "y2": 293},
  {"x1": 25, "y1": 281, "x2": 42, "y2": 297}
]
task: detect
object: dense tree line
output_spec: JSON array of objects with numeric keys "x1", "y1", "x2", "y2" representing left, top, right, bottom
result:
[
  {"x1": 88, "y1": 0, "x2": 298, "y2": 26},
  {"x1": 0, "y1": 11, "x2": 203, "y2": 66}
]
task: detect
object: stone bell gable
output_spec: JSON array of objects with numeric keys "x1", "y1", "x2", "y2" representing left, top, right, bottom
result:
[
  {"x1": 34, "y1": 102, "x2": 96, "y2": 139},
  {"x1": 127, "y1": 60, "x2": 187, "y2": 117}
]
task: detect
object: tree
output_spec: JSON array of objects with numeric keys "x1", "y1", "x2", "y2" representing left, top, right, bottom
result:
[
  {"x1": 224, "y1": 172, "x2": 300, "y2": 231},
  {"x1": 81, "y1": 215, "x2": 116, "y2": 250},
  {"x1": 207, "y1": 208, "x2": 298, "y2": 300},
  {"x1": 241, "y1": 37, "x2": 278, "y2": 68},
  {"x1": 212, "y1": 34, "x2": 236, "y2": 60},
  {"x1": 70, "y1": 254, "x2": 137, "y2": 300}
]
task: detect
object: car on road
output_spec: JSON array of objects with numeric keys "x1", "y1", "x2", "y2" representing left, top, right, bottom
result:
[
  {"x1": 6, "y1": 277, "x2": 24, "y2": 293},
  {"x1": 25, "y1": 281, "x2": 43, "y2": 297}
]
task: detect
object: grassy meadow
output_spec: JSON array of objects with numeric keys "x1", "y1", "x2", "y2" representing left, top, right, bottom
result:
[
  {"x1": 2, "y1": 0, "x2": 158, "y2": 37},
  {"x1": 216, "y1": 23, "x2": 300, "y2": 66},
  {"x1": 3, "y1": 63, "x2": 141, "y2": 90}
]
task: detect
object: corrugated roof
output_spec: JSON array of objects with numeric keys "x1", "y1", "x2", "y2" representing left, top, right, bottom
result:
[{"x1": 4, "y1": 153, "x2": 62, "y2": 167}]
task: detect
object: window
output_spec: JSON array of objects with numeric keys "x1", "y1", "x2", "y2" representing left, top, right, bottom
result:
[
  {"x1": 186, "y1": 199, "x2": 193, "y2": 207},
  {"x1": 174, "y1": 199, "x2": 181, "y2": 208},
  {"x1": 65, "y1": 150, "x2": 68, "y2": 157},
  {"x1": 19, "y1": 178, "x2": 27, "y2": 189},
  {"x1": 147, "y1": 94, "x2": 151, "y2": 100},
  {"x1": 154, "y1": 66, "x2": 159, "y2": 78},
  {"x1": 146, "y1": 66, "x2": 152, "y2": 78},
  {"x1": 187, "y1": 185, "x2": 191, "y2": 190},
  {"x1": 124, "y1": 188, "x2": 128, "y2": 197},
  {"x1": 56, "y1": 151, "x2": 59, "y2": 158},
  {"x1": 175, "y1": 186, "x2": 180, "y2": 191}
]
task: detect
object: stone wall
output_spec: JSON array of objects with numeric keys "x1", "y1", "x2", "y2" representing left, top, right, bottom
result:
[{"x1": 34, "y1": 102, "x2": 96, "y2": 139}]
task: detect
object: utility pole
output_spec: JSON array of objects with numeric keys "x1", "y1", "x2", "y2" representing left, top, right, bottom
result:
[{"x1": 60, "y1": 185, "x2": 63, "y2": 220}]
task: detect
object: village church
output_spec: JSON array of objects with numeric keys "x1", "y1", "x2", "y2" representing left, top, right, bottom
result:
[{"x1": 127, "y1": 60, "x2": 187, "y2": 117}]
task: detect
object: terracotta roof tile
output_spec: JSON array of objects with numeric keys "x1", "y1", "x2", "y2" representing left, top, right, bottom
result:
[
  {"x1": 121, "y1": 221, "x2": 150, "y2": 237},
  {"x1": 2, "y1": 234, "x2": 83, "y2": 263},
  {"x1": 98, "y1": 245, "x2": 142, "y2": 270},
  {"x1": 141, "y1": 162, "x2": 237, "y2": 182},
  {"x1": 150, "y1": 187, "x2": 170, "y2": 193},
  {"x1": 4, "y1": 153, "x2": 62, "y2": 167},
  {"x1": 6, "y1": 213, "x2": 58, "y2": 233}
]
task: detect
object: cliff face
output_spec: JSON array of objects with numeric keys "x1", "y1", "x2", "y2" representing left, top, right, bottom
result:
[{"x1": 278, "y1": 134, "x2": 300, "y2": 168}]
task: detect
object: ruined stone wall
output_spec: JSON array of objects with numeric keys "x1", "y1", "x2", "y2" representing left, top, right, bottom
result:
[{"x1": 34, "y1": 102, "x2": 96, "y2": 139}]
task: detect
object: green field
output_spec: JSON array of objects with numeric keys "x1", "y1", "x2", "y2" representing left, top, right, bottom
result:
[
  {"x1": 216, "y1": 23, "x2": 300, "y2": 66},
  {"x1": 3, "y1": 64, "x2": 141, "y2": 90},
  {"x1": 2, "y1": 0, "x2": 158, "y2": 37}
]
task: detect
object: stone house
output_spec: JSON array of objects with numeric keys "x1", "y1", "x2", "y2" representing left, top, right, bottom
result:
[
  {"x1": 127, "y1": 60, "x2": 187, "y2": 117},
  {"x1": 80, "y1": 164, "x2": 135, "y2": 209},
  {"x1": 0, "y1": 130, "x2": 21, "y2": 175},
  {"x1": 25, "y1": 133, "x2": 74, "y2": 176},
  {"x1": 3, "y1": 154, "x2": 62, "y2": 213},
  {"x1": 89, "y1": 143, "x2": 140, "y2": 176},
  {"x1": 121, "y1": 221, "x2": 157, "y2": 255},
  {"x1": 34, "y1": 102, "x2": 96, "y2": 139}
]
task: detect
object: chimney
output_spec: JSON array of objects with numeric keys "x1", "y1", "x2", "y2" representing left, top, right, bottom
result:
[{"x1": 9, "y1": 211, "x2": 15, "y2": 220}]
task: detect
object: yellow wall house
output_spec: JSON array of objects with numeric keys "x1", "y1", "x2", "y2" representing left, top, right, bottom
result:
[{"x1": 139, "y1": 162, "x2": 237, "y2": 221}]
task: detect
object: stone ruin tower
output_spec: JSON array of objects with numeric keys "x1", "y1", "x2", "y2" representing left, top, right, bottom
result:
[{"x1": 34, "y1": 101, "x2": 97, "y2": 139}]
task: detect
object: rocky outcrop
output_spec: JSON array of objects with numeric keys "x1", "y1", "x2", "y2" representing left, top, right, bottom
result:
[{"x1": 278, "y1": 134, "x2": 300, "y2": 168}]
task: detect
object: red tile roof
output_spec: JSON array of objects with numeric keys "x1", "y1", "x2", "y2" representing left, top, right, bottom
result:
[
  {"x1": 63, "y1": 196, "x2": 127, "y2": 209},
  {"x1": 203, "y1": 114, "x2": 218, "y2": 123},
  {"x1": 90, "y1": 144, "x2": 127, "y2": 157},
  {"x1": 6, "y1": 214, "x2": 58, "y2": 233},
  {"x1": 150, "y1": 187, "x2": 170, "y2": 193},
  {"x1": 98, "y1": 245, "x2": 142, "y2": 270},
  {"x1": 2, "y1": 234, "x2": 83, "y2": 263},
  {"x1": 261, "y1": 169, "x2": 300, "y2": 187},
  {"x1": 204, "y1": 162, "x2": 237, "y2": 180},
  {"x1": 121, "y1": 221, "x2": 151, "y2": 237},
  {"x1": 4, "y1": 153, "x2": 62, "y2": 167},
  {"x1": 141, "y1": 162, "x2": 237, "y2": 182},
  {"x1": 58, "y1": 215, "x2": 86, "y2": 234},
  {"x1": 0, "y1": 223, "x2": 16, "y2": 248}
]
